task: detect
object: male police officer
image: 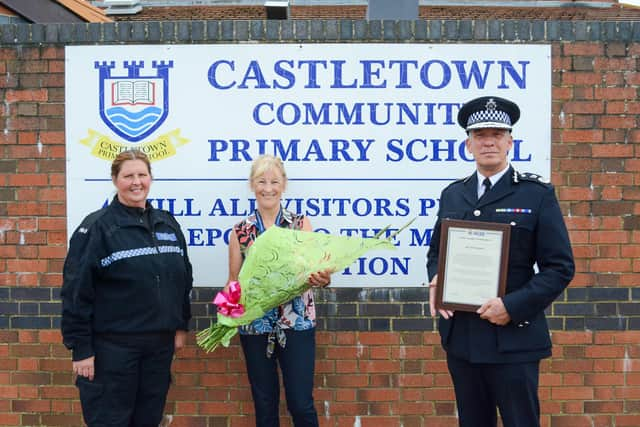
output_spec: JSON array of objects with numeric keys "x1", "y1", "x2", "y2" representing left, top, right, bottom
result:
[{"x1": 427, "y1": 96, "x2": 575, "y2": 427}]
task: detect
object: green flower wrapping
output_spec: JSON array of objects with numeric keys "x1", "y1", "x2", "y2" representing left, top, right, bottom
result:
[{"x1": 196, "y1": 225, "x2": 403, "y2": 352}]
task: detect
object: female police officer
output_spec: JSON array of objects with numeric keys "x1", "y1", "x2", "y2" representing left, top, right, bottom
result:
[{"x1": 61, "y1": 149, "x2": 192, "y2": 426}]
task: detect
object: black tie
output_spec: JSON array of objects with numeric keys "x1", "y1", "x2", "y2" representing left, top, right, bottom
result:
[{"x1": 482, "y1": 177, "x2": 492, "y2": 197}]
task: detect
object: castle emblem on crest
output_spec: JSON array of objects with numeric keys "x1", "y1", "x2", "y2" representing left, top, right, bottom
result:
[{"x1": 95, "y1": 60, "x2": 173, "y2": 142}]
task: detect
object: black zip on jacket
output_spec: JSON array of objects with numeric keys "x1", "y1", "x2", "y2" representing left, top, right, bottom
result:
[{"x1": 61, "y1": 196, "x2": 193, "y2": 361}]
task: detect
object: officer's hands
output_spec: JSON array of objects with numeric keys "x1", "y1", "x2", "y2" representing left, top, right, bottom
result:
[
  {"x1": 72, "y1": 356, "x2": 95, "y2": 381},
  {"x1": 175, "y1": 330, "x2": 187, "y2": 351},
  {"x1": 428, "y1": 275, "x2": 454, "y2": 319},
  {"x1": 477, "y1": 297, "x2": 511, "y2": 325}
]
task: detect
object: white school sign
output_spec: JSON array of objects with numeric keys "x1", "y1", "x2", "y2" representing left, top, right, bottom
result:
[{"x1": 65, "y1": 44, "x2": 551, "y2": 287}]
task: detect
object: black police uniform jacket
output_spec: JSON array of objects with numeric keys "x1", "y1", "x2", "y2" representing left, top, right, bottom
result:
[
  {"x1": 426, "y1": 167, "x2": 575, "y2": 363},
  {"x1": 61, "y1": 196, "x2": 193, "y2": 361}
]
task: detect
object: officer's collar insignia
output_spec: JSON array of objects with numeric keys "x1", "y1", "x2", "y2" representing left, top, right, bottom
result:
[{"x1": 519, "y1": 171, "x2": 550, "y2": 184}]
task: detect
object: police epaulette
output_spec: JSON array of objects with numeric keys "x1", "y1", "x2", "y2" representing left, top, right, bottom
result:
[
  {"x1": 516, "y1": 171, "x2": 551, "y2": 186},
  {"x1": 75, "y1": 208, "x2": 107, "y2": 234},
  {"x1": 444, "y1": 173, "x2": 473, "y2": 189}
]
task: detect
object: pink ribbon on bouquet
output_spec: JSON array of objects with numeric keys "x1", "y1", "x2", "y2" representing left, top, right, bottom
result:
[{"x1": 213, "y1": 281, "x2": 245, "y2": 318}]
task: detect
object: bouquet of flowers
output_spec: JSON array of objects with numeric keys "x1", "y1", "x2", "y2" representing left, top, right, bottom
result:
[{"x1": 197, "y1": 222, "x2": 412, "y2": 352}]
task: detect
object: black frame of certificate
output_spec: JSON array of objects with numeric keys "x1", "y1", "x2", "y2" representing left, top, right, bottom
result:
[{"x1": 435, "y1": 219, "x2": 511, "y2": 312}]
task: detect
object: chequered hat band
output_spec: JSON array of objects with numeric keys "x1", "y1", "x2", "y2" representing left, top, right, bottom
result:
[{"x1": 466, "y1": 110, "x2": 512, "y2": 128}]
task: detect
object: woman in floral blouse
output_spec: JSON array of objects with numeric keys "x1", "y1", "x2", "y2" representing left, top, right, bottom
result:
[{"x1": 227, "y1": 154, "x2": 331, "y2": 427}]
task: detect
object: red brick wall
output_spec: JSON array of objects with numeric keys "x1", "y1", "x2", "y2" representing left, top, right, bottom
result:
[
  {"x1": 2, "y1": 330, "x2": 640, "y2": 426},
  {"x1": 1, "y1": 25, "x2": 639, "y2": 427}
]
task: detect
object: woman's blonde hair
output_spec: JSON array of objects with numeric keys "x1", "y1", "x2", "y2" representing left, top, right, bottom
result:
[
  {"x1": 249, "y1": 155, "x2": 287, "y2": 189},
  {"x1": 111, "y1": 149, "x2": 152, "y2": 178}
]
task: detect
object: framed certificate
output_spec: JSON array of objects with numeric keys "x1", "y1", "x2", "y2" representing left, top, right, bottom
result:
[{"x1": 435, "y1": 219, "x2": 510, "y2": 312}]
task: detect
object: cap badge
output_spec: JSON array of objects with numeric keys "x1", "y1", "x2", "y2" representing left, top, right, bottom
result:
[{"x1": 485, "y1": 98, "x2": 497, "y2": 111}]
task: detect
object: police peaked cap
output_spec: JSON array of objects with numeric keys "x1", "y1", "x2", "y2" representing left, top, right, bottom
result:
[{"x1": 457, "y1": 96, "x2": 520, "y2": 131}]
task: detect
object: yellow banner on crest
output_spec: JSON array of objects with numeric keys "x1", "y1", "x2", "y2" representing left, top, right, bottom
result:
[{"x1": 80, "y1": 129, "x2": 189, "y2": 162}]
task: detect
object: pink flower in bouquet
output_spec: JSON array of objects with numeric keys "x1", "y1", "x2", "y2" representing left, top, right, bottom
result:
[{"x1": 213, "y1": 281, "x2": 245, "y2": 318}]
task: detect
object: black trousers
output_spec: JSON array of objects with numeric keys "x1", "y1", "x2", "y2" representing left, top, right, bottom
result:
[
  {"x1": 240, "y1": 328, "x2": 319, "y2": 427},
  {"x1": 76, "y1": 333, "x2": 175, "y2": 427},
  {"x1": 447, "y1": 354, "x2": 540, "y2": 427}
]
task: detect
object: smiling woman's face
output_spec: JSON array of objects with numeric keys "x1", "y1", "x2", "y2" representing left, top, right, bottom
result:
[
  {"x1": 251, "y1": 168, "x2": 286, "y2": 211},
  {"x1": 112, "y1": 159, "x2": 152, "y2": 208},
  {"x1": 465, "y1": 128, "x2": 513, "y2": 176}
]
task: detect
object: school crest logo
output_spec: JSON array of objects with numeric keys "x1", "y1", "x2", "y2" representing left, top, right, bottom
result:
[
  {"x1": 80, "y1": 60, "x2": 188, "y2": 162},
  {"x1": 96, "y1": 60, "x2": 170, "y2": 142}
]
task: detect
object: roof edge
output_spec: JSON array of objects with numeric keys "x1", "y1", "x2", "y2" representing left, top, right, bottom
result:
[{"x1": 93, "y1": 0, "x2": 616, "y2": 8}]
